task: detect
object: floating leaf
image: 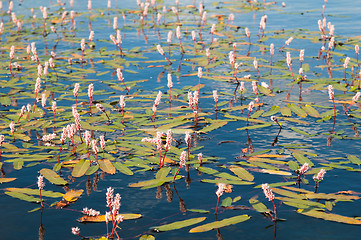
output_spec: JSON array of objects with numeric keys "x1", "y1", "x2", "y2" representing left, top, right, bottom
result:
[
  {"x1": 0, "y1": 178, "x2": 16, "y2": 183},
  {"x1": 260, "y1": 169, "x2": 292, "y2": 176},
  {"x1": 298, "y1": 209, "x2": 361, "y2": 225},
  {"x1": 79, "y1": 213, "x2": 142, "y2": 222},
  {"x1": 222, "y1": 197, "x2": 233, "y2": 207},
  {"x1": 237, "y1": 123, "x2": 272, "y2": 130},
  {"x1": 198, "y1": 167, "x2": 219, "y2": 175},
  {"x1": 304, "y1": 193, "x2": 360, "y2": 201},
  {"x1": 113, "y1": 162, "x2": 134, "y2": 175},
  {"x1": 302, "y1": 105, "x2": 320, "y2": 118},
  {"x1": 5, "y1": 191, "x2": 40, "y2": 203},
  {"x1": 5, "y1": 187, "x2": 64, "y2": 198},
  {"x1": 139, "y1": 235, "x2": 155, "y2": 240},
  {"x1": 85, "y1": 164, "x2": 99, "y2": 175},
  {"x1": 98, "y1": 159, "x2": 116, "y2": 174},
  {"x1": 189, "y1": 215, "x2": 250, "y2": 233},
  {"x1": 288, "y1": 160, "x2": 299, "y2": 171},
  {"x1": 287, "y1": 104, "x2": 307, "y2": 118},
  {"x1": 276, "y1": 197, "x2": 325, "y2": 208},
  {"x1": 188, "y1": 209, "x2": 210, "y2": 214},
  {"x1": 271, "y1": 188, "x2": 305, "y2": 199},
  {"x1": 156, "y1": 167, "x2": 171, "y2": 179},
  {"x1": 201, "y1": 179, "x2": 254, "y2": 185},
  {"x1": 325, "y1": 201, "x2": 333, "y2": 211},
  {"x1": 262, "y1": 106, "x2": 280, "y2": 117},
  {"x1": 279, "y1": 117, "x2": 310, "y2": 125},
  {"x1": 153, "y1": 217, "x2": 206, "y2": 232},
  {"x1": 258, "y1": 85, "x2": 274, "y2": 96},
  {"x1": 280, "y1": 106, "x2": 292, "y2": 117},
  {"x1": 13, "y1": 160, "x2": 24, "y2": 170},
  {"x1": 229, "y1": 165, "x2": 254, "y2": 181},
  {"x1": 250, "y1": 110, "x2": 264, "y2": 119},
  {"x1": 40, "y1": 168, "x2": 68, "y2": 185},
  {"x1": 198, "y1": 121, "x2": 228, "y2": 133},
  {"x1": 292, "y1": 152, "x2": 314, "y2": 167},
  {"x1": 72, "y1": 159, "x2": 90, "y2": 178},
  {"x1": 290, "y1": 127, "x2": 310, "y2": 136},
  {"x1": 249, "y1": 198, "x2": 270, "y2": 213},
  {"x1": 63, "y1": 189, "x2": 84, "y2": 202},
  {"x1": 347, "y1": 155, "x2": 361, "y2": 166}
]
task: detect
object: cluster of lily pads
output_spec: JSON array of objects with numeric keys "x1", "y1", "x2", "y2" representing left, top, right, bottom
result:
[{"x1": 1, "y1": 0, "x2": 361, "y2": 239}]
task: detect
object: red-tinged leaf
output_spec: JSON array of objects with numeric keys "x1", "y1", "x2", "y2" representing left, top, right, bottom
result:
[
  {"x1": 78, "y1": 213, "x2": 142, "y2": 222},
  {"x1": 63, "y1": 189, "x2": 83, "y2": 202},
  {"x1": 98, "y1": 159, "x2": 116, "y2": 174},
  {"x1": 0, "y1": 178, "x2": 16, "y2": 183}
]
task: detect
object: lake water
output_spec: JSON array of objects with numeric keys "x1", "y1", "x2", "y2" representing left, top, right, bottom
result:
[{"x1": 1, "y1": 0, "x2": 361, "y2": 239}]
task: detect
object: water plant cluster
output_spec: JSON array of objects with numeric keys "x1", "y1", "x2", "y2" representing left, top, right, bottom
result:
[{"x1": 1, "y1": 0, "x2": 361, "y2": 239}]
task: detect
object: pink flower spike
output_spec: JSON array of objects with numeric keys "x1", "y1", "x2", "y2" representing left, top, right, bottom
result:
[
  {"x1": 37, "y1": 175, "x2": 45, "y2": 190},
  {"x1": 285, "y1": 37, "x2": 293, "y2": 46},
  {"x1": 286, "y1": 52, "x2": 291, "y2": 66},
  {"x1": 314, "y1": 169, "x2": 326, "y2": 182},
  {"x1": 213, "y1": 90, "x2": 218, "y2": 103},
  {"x1": 71, "y1": 227, "x2": 80, "y2": 236},
  {"x1": 328, "y1": 85, "x2": 334, "y2": 100},
  {"x1": 352, "y1": 92, "x2": 361, "y2": 103},
  {"x1": 248, "y1": 101, "x2": 254, "y2": 112},
  {"x1": 344, "y1": 57, "x2": 350, "y2": 69},
  {"x1": 216, "y1": 183, "x2": 225, "y2": 197},
  {"x1": 157, "y1": 44, "x2": 164, "y2": 55},
  {"x1": 298, "y1": 163, "x2": 309, "y2": 175},
  {"x1": 119, "y1": 95, "x2": 126, "y2": 109},
  {"x1": 197, "y1": 67, "x2": 202, "y2": 79},
  {"x1": 106, "y1": 187, "x2": 114, "y2": 208},
  {"x1": 198, "y1": 153, "x2": 203, "y2": 164},
  {"x1": 88, "y1": 84, "x2": 94, "y2": 99},
  {"x1": 179, "y1": 150, "x2": 186, "y2": 167},
  {"x1": 252, "y1": 81, "x2": 258, "y2": 94},
  {"x1": 261, "y1": 183, "x2": 274, "y2": 201}
]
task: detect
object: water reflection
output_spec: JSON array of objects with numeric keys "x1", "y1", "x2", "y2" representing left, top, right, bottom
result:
[{"x1": 38, "y1": 208, "x2": 45, "y2": 240}]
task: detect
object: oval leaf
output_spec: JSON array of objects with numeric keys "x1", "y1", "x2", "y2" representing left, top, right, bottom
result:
[
  {"x1": 72, "y1": 159, "x2": 90, "y2": 178},
  {"x1": 63, "y1": 189, "x2": 84, "y2": 202},
  {"x1": 98, "y1": 159, "x2": 116, "y2": 174},
  {"x1": 287, "y1": 103, "x2": 307, "y2": 118}
]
